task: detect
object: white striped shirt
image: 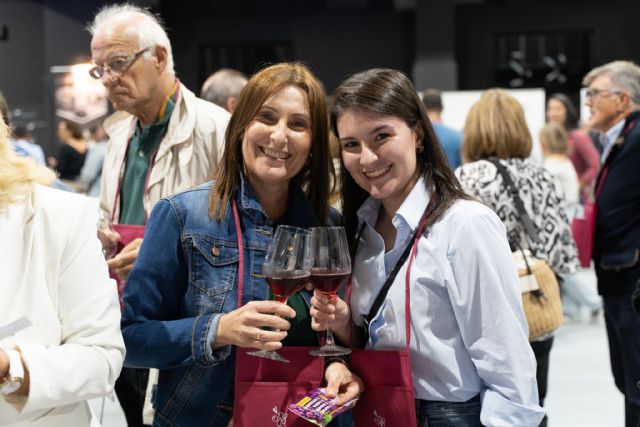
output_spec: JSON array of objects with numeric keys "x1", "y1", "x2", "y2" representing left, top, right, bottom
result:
[{"x1": 351, "y1": 178, "x2": 544, "y2": 426}]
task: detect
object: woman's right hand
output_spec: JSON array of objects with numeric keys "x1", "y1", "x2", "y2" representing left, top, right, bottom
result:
[
  {"x1": 213, "y1": 301, "x2": 296, "y2": 350},
  {"x1": 310, "y1": 290, "x2": 351, "y2": 341}
]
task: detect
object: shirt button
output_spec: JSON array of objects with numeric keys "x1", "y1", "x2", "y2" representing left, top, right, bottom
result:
[{"x1": 138, "y1": 151, "x2": 144, "y2": 157}]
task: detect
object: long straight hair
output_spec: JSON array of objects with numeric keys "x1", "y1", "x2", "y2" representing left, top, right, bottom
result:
[
  {"x1": 330, "y1": 68, "x2": 470, "y2": 246},
  {"x1": 210, "y1": 62, "x2": 331, "y2": 224}
]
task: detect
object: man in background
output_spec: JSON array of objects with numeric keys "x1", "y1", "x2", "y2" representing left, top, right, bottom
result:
[
  {"x1": 200, "y1": 68, "x2": 247, "y2": 113},
  {"x1": 422, "y1": 88, "x2": 462, "y2": 169},
  {"x1": 88, "y1": 4, "x2": 229, "y2": 425},
  {"x1": 583, "y1": 60, "x2": 640, "y2": 427}
]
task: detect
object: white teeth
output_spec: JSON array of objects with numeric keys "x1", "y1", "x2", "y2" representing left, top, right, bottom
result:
[
  {"x1": 363, "y1": 165, "x2": 392, "y2": 178},
  {"x1": 262, "y1": 147, "x2": 290, "y2": 159}
]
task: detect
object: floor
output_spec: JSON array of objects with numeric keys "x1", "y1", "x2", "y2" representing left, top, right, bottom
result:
[{"x1": 90, "y1": 269, "x2": 626, "y2": 426}]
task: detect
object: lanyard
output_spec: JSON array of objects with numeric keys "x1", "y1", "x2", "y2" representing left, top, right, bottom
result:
[
  {"x1": 233, "y1": 198, "x2": 245, "y2": 306},
  {"x1": 110, "y1": 82, "x2": 182, "y2": 223}
]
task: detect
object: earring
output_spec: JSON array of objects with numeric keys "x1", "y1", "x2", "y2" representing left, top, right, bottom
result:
[{"x1": 416, "y1": 144, "x2": 424, "y2": 154}]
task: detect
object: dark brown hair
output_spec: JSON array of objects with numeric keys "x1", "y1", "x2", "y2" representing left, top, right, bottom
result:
[
  {"x1": 210, "y1": 62, "x2": 331, "y2": 224},
  {"x1": 330, "y1": 68, "x2": 470, "y2": 246}
]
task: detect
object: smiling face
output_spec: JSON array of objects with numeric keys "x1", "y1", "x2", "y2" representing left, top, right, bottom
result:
[
  {"x1": 242, "y1": 85, "x2": 312, "y2": 198},
  {"x1": 546, "y1": 99, "x2": 567, "y2": 126},
  {"x1": 90, "y1": 19, "x2": 162, "y2": 116},
  {"x1": 338, "y1": 109, "x2": 420, "y2": 214}
]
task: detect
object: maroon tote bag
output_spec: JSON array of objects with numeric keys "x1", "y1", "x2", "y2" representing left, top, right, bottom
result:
[{"x1": 229, "y1": 200, "x2": 325, "y2": 427}]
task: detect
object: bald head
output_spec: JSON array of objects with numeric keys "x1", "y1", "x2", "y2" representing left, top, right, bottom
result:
[{"x1": 201, "y1": 69, "x2": 248, "y2": 112}]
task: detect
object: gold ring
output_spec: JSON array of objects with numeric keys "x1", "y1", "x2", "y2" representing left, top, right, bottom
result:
[{"x1": 256, "y1": 331, "x2": 261, "y2": 342}]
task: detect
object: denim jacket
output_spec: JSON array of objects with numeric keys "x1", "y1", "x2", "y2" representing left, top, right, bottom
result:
[{"x1": 121, "y1": 172, "x2": 325, "y2": 426}]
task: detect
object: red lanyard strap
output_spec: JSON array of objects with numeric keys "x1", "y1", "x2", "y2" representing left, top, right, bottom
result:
[{"x1": 232, "y1": 198, "x2": 245, "y2": 307}]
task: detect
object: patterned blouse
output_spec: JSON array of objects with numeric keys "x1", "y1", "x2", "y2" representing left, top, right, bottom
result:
[{"x1": 455, "y1": 157, "x2": 579, "y2": 275}]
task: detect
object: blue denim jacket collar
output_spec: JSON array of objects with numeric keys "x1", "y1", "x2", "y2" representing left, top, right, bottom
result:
[{"x1": 236, "y1": 170, "x2": 320, "y2": 228}]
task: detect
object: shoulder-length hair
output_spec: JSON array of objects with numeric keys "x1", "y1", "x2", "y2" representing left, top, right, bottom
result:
[
  {"x1": 329, "y1": 68, "x2": 470, "y2": 246},
  {"x1": 210, "y1": 62, "x2": 331, "y2": 224},
  {"x1": 462, "y1": 89, "x2": 532, "y2": 163},
  {"x1": 0, "y1": 116, "x2": 55, "y2": 209}
]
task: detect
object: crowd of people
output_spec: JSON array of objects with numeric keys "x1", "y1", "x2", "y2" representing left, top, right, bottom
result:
[{"x1": 1, "y1": 3, "x2": 639, "y2": 427}]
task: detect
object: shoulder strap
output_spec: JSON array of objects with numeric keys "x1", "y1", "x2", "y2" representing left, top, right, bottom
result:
[
  {"x1": 487, "y1": 158, "x2": 538, "y2": 245},
  {"x1": 363, "y1": 202, "x2": 432, "y2": 327}
]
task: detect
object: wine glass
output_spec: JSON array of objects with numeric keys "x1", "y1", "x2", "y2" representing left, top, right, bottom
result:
[
  {"x1": 308, "y1": 226, "x2": 352, "y2": 357},
  {"x1": 97, "y1": 210, "x2": 118, "y2": 259},
  {"x1": 247, "y1": 225, "x2": 311, "y2": 363}
]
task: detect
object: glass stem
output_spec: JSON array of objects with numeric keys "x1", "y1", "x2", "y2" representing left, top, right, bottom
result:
[{"x1": 325, "y1": 293, "x2": 336, "y2": 347}]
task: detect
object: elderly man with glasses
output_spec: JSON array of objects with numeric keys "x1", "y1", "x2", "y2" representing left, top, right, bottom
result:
[
  {"x1": 88, "y1": 4, "x2": 229, "y2": 426},
  {"x1": 583, "y1": 60, "x2": 640, "y2": 427}
]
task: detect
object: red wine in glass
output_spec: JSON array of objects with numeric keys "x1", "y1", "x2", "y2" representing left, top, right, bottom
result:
[
  {"x1": 267, "y1": 271, "x2": 310, "y2": 303},
  {"x1": 310, "y1": 269, "x2": 350, "y2": 295}
]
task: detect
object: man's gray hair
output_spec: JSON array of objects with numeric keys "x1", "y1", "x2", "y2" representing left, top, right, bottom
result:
[
  {"x1": 583, "y1": 60, "x2": 640, "y2": 106},
  {"x1": 88, "y1": 3, "x2": 175, "y2": 76},
  {"x1": 200, "y1": 69, "x2": 248, "y2": 109}
]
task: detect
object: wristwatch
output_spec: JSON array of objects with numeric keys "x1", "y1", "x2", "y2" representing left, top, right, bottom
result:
[{"x1": 0, "y1": 350, "x2": 24, "y2": 395}]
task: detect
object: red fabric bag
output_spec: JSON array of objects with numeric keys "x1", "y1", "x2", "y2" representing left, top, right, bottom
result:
[
  {"x1": 571, "y1": 202, "x2": 596, "y2": 268},
  {"x1": 110, "y1": 224, "x2": 145, "y2": 306},
  {"x1": 229, "y1": 200, "x2": 325, "y2": 427},
  {"x1": 571, "y1": 166, "x2": 609, "y2": 269},
  {"x1": 234, "y1": 347, "x2": 324, "y2": 426}
]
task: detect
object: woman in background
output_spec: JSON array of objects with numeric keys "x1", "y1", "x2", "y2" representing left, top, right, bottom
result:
[
  {"x1": 0, "y1": 114, "x2": 124, "y2": 426},
  {"x1": 457, "y1": 89, "x2": 580, "y2": 426},
  {"x1": 546, "y1": 93, "x2": 600, "y2": 200},
  {"x1": 54, "y1": 120, "x2": 87, "y2": 181}
]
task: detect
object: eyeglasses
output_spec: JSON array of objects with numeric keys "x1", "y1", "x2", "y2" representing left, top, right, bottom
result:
[
  {"x1": 585, "y1": 88, "x2": 622, "y2": 101},
  {"x1": 89, "y1": 47, "x2": 150, "y2": 79}
]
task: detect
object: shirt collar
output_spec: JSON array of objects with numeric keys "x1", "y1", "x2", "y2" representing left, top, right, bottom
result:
[{"x1": 600, "y1": 118, "x2": 626, "y2": 162}]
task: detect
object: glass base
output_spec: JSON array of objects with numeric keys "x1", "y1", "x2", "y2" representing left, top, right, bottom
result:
[
  {"x1": 246, "y1": 349, "x2": 290, "y2": 363},
  {"x1": 309, "y1": 344, "x2": 352, "y2": 357}
]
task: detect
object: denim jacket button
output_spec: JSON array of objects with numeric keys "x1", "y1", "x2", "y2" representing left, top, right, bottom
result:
[{"x1": 212, "y1": 246, "x2": 220, "y2": 257}]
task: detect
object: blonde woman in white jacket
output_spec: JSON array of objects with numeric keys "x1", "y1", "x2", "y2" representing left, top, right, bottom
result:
[{"x1": 0, "y1": 115, "x2": 125, "y2": 426}]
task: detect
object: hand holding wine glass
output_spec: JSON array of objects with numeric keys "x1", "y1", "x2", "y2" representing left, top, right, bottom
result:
[
  {"x1": 247, "y1": 225, "x2": 311, "y2": 362},
  {"x1": 309, "y1": 226, "x2": 352, "y2": 357},
  {"x1": 97, "y1": 210, "x2": 119, "y2": 260}
]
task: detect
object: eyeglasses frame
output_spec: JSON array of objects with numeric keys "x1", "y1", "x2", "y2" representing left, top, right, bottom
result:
[{"x1": 89, "y1": 47, "x2": 152, "y2": 80}]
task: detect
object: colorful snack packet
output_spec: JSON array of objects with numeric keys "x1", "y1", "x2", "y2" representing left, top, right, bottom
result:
[{"x1": 287, "y1": 387, "x2": 358, "y2": 426}]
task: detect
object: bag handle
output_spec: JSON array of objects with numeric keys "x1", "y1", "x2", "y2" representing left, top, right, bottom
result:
[{"x1": 487, "y1": 158, "x2": 538, "y2": 247}]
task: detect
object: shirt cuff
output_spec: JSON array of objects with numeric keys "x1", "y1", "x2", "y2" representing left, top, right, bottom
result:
[{"x1": 204, "y1": 313, "x2": 232, "y2": 364}]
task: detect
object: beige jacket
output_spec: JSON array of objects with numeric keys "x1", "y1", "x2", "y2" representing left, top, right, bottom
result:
[{"x1": 100, "y1": 83, "x2": 230, "y2": 222}]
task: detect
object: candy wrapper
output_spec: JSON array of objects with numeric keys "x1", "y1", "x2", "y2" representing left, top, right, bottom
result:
[{"x1": 287, "y1": 387, "x2": 358, "y2": 426}]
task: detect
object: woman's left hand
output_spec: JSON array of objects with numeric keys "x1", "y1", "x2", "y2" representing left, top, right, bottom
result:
[{"x1": 324, "y1": 361, "x2": 364, "y2": 406}]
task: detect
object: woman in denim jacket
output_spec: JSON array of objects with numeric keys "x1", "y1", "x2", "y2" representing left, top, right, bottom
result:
[{"x1": 121, "y1": 63, "x2": 363, "y2": 426}]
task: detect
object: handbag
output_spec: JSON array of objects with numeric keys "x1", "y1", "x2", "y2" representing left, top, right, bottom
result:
[
  {"x1": 230, "y1": 199, "x2": 326, "y2": 427},
  {"x1": 488, "y1": 158, "x2": 563, "y2": 340},
  {"x1": 571, "y1": 202, "x2": 596, "y2": 268},
  {"x1": 347, "y1": 203, "x2": 432, "y2": 427},
  {"x1": 512, "y1": 248, "x2": 564, "y2": 340}
]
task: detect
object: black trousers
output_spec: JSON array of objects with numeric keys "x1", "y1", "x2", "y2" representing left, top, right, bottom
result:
[
  {"x1": 530, "y1": 336, "x2": 554, "y2": 427},
  {"x1": 115, "y1": 367, "x2": 150, "y2": 427}
]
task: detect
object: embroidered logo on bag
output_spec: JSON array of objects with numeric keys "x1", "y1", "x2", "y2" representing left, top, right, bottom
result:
[
  {"x1": 272, "y1": 406, "x2": 288, "y2": 426},
  {"x1": 373, "y1": 409, "x2": 386, "y2": 427}
]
